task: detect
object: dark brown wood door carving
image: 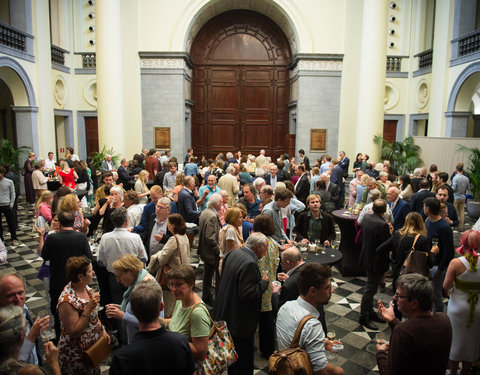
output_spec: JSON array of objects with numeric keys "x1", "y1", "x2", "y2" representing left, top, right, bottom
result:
[{"x1": 191, "y1": 10, "x2": 291, "y2": 159}]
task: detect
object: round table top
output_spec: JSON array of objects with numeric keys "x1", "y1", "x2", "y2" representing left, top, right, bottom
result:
[
  {"x1": 332, "y1": 209, "x2": 359, "y2": 221},
  {"x1": 303, "y1": 247, "x2": 343, "y2": 265}
]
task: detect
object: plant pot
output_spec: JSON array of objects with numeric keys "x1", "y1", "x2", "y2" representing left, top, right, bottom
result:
[{"x1": 467, "y1": 200, "x2": 480, "y2": 218}]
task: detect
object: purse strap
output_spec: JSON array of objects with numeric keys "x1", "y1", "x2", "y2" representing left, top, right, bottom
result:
[
  {"x1": 174, "y1": 235, "x2": 182, "y2": 263},
  {"x1": 402, "y1": 234, "x2": 423, "y2": 267},
  {"x1": 188, "y1": 303, "x2": 220, "y2": 340},
  {"x1": 290, "y1": 315, "x2": 315, "y2": 348},
  {"x1": 411, "y1": 234, "x2": 420, "y2": 251}
]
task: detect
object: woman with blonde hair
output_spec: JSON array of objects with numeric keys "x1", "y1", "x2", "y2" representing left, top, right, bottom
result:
[
  {"x1": 444, "y1": 230, "x2": 480, "y2": 375},
  {"x1": 218, "y1": 207, "x2": 244, "y2": 274},
  {"x1": 58, "y1": 160, "x2": 78, "y2": 190},
  {"x1": 35, "y1": 190, "x2": 54, "y2": 226},
  {"x1": 105, "y1": 254, "x2": 156, "y2": 343},
  {"x1": 171, "y1": 173, "x2": 185, "y2": 202},
  {"x1": 134, "y1": 170, "x2": 150, "y2": 205},
  {"x1": 355, "y1": 173, "x2": 370, "y2": 206},
  {"x1": 59, "y1": 193, "x2": 87, "y2": 233}
]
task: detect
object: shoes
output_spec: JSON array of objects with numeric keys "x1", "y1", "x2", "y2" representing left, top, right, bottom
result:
[
  {"x1": 11, "y1": 239, "x2": 17, "y2": 246},
  {"x1": 370, "y1": 313, "x2": 385, "y2": 323},
  {"x1": 358, "y1": 317, "x2": 378, "y2": 330}
]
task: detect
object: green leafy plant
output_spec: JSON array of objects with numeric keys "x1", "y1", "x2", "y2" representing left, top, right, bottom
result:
[
  {"x1": 90, "y1": 146, "x2": 120, "y2": 170},
  {"x1": 458, "y1": 145, "x2": 480, "y2": 201},
  {"x1": 0, "y1": 139, "x2": 31, "y2": 172},
  {"x1": 373, "y1": 135, "x2": 423, "y2": 175}
]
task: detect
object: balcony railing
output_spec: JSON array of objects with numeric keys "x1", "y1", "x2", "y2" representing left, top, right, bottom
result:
[
  {"x1": 82, "y1": 53, "x2": 96, "y2": 68},
  {"x1": 414, "y1": 49, "x2": 433, "y2": 70},
  {"x1": 458, "y1": 29, "x2": 480, "y2": 56},
  {"x1": 51, "y1": 45, "x2": 66, "y2": 65},
  {"x1": 0, "y1": 22, "x2": 26, "y2": 51},
  {"x1": 386, "y1": 56, "x2": 402, "y2": 72}
]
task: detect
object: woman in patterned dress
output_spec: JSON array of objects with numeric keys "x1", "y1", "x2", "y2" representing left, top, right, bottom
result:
[{"x1": 57, "y1": 256, "x2": 109, "y2": 375}]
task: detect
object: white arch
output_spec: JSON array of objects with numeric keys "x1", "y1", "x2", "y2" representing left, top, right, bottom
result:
[
  {"x1": 0, "y1": 56, "x2": 36, "y2": 107},
  {"x1": 170, "y1": 0, "x2": 313, "y2": 55}
]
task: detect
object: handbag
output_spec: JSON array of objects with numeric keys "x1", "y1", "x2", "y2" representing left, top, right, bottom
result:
[
  {"x1": 189, "y1": 304, "x2": 238, "y2": 375},
  {"x1": 159, "y1": 235, "x2": 181, "y2": 289},
  {"x1": 84, "y1": 335, "x2": 111, "y2": 368},
  {"x1": 399, "y1": 234, "x2": 431, "y2": 279}
]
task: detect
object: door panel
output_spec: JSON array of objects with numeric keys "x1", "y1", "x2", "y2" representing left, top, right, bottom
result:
[
  {"x1": 383, "y1": 120, "x2": 397, "y2": 143},
  {"x1": 85, "y1": 117, "x2": 99, "y2": 156}
]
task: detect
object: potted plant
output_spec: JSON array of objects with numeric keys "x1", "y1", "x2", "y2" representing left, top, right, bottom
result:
[
  {"x1": 458, "y1": 146, "x2": 480, "y2": 218},
  {"x1": 91, "y1": 146, "x2": 120, "y2": 170},
  {"x1": 373, "y1": 135, "x2": 423, "y2": 175},
  {"x1": 0, "y1": 139, "x2": 31, "y2": 173}
]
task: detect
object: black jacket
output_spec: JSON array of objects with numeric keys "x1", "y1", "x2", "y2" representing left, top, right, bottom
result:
[{"x1": 360, "y1": 213, "x2": 391, "y2": 273}]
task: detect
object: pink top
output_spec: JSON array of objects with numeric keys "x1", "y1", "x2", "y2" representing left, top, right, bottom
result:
[
  {"x1": 36, "y1": 202, "x2": 52, "y2": 223},
  {"x1": 59, "y1": 169, "x2": 76, "y2": 189}
]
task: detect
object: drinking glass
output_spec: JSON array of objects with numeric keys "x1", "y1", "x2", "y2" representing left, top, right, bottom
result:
[
  {"x1": 300, "y1": 244, "x2": 308, "y2": 260},
  {"x1": 432, "y1": 237, "x2": 439, "y2": 248},
  {"x1": 291, "y1": 233, "x2": 297, "y2": 243},
  {"x1": 315, "y1": 240, "x2": 321, "y2": 256},
  {"x1": 375, "y1": 332, "x2": 388, "y2": 345},
  {"x1": 330, "y1": 240, "x2": 336, "y2": 257},
  {"x1": 326, "y1": 330, "x2": 336, "y2": 359}
]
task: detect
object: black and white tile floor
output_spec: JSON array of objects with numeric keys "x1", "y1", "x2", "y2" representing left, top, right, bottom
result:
[{"x1": 1, "y1": 198, "x2": 477, "y2": 374}]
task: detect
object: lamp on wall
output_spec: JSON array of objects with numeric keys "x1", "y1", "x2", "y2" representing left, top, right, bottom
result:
[
  {"x1": 389, "y1": 2, "x2": 396, "y2": 9},
  {"x1": 89, "y1": 26, "x2": 95, "y2": 32},
  {"x1": 389, "y1": 29, "x2": 395, "y2": 35},
  {"x1": 389, "y1": 16, "x2": 396, "y2": 22},
  {"x1": 389, "y1": 42, "x2": 395, "y2": 48},
  {"x1": 88, "y1": 12, "x2": 95, "y2": 19},
  {"x1": 89, "y1": 39, "x2": 95, "y2": 45},
  {"x1": 88, "y1": 0, "x2": 95, "y2": 5}
]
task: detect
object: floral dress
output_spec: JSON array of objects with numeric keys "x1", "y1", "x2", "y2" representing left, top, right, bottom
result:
[
  {"x1": 57, "y1": 283, "x2": 104, "y2": 375},
  {"x1": 257, "y1": 236, "x2": 280, "y2": 312}
]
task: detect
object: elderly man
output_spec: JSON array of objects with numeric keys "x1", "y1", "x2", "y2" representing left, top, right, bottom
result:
[
  {"x1": 197, "y1": 174, "x2": 220, "y2": 211},
  {"x1": 109, "y1": 281, "x2": 195, "y2": 375},
  {"x1": 274, "y1": 247, "x2": 305, "y2": 307},
  {"x1": 217, "y1": 165, "x2": 240, "y2": 207},
  {"x1": 255, "y1": 149, "x2": 267, "y2": 169},
  {"x1": 360, "y1": 176, "x2": 387, "y2": 205},
  {"x1": 198, "y1": 193, "x2": 223, "y2": 305},
  {"x1": 132, "y1": 185, "x2": 164, "y2": 233},
  {"x1": 294, "y1": 164, "x2": 310, "y2": 205},
  {"x1": 252, "y1": 177, "x2": 266, "y2": 199},
  {"x1": 376, "y1": 274, "x2": 452, "y2": 375},
  {"x1": 163, "y1": 161, "x2": 179, "y2": 192},
  {"x1": 265, "y1": 164, "x2": 282, "y2": 187},
  {"x1": 101, "y1": 154, "x2": 115, "y2": 172},
  {"x1": 143, "y1": 197, "x2": 172, "y2": 259},
  {"x1": 213, "y1": 232, "x2": 270, "y2": 375},
  {"x1": 0, "y1": 166, "x2": 17, "y2": 245},
  {"x1": 276, "y1": 263, "x2": 344, "y2": 375},
  {"x1": 262, "y1": 187, "x2": 293, "y2": 244},
  {"x1": 0, "y1": 274, "x2": 50, "y2": 365},
  {"x1": 98, "y1": 207, "x2": 147, "y2": 303},
  {"x1": 409, "y1": 179, "x2": 435, "y2": 213},
  {"x1": 177, "y1": 175, "x2": 200, "y2": 224},
  {"x1": 348, "y1": 169, "x2": 364, "y2": 207},
  {"x1": 117, "y1": 158, "x2": 136, "y2": 188},
  {"x1": 387, "y1": 186, "x2": 411, "y2": 231}
]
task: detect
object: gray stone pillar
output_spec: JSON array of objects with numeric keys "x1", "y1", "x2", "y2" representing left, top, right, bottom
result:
[
  {"x1": 445, "y1": 111, "x2": 471, "y2": 137},
  {"x1": 12, "y1": 106, "x2": 39, "y2": 154}
]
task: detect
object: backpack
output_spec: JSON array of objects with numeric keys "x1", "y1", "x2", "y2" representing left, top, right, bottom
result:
[{"x1": 268, "y1": 315, "x2": 314, "y2": 375}]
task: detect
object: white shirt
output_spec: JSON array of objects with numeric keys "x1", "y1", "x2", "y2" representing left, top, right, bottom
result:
[
  {"x1": 149, "y1": 218, "x2": 168, "y2": 255},
  {"x1": 45, "y1": 158, "x2": 56, "y2": 170},
  {"x1": 18, "y1": 305, "x2": 38, "y2": 365},
  {"x1": 127, "y1": 204, "x2": 145, "y2": 227},
  {"x1": 97, "y1": 228, "x2": 147, "y2": 272}
]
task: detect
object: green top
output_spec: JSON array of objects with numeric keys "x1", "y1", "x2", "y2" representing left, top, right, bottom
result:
[
  {"x1": 169, "y1": 301, "x2": 211, "y2": 340},
  {"x1": 308, "y1": 211, "x2": 323, "y2": 242}
]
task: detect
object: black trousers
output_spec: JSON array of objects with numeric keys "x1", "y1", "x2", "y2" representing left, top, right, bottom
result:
[
  {"x1": 50, "y1": 288, "x2": 62, "y2": 340},
  {"x1": 228, "y1": 336, "x2": 254, "y2": 375},
  {"x1": 0, "y1": 205, "x2": 17, "y2": 241},
  {"x1": 259, "y1": 310, "x2": 275, "y2": 358},
  {"x1": 360, "y1": 271, "x2": 383, "y2": 319},
  {"x1": 203, "y1": 257, "x2": 220, "y2": 300}
]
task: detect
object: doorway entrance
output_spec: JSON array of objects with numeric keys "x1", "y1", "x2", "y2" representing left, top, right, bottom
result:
[{"x1": 190, "y1": 10, "x2": 291, "y2": 159}]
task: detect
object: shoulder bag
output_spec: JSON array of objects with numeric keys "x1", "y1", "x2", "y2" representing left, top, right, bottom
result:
[
  {"x1": 85, "y1": 335, "x2": 111, "y2": 368},
  {"x1": 399, "y1": 234, "x2": 431, "y2": 279},
  {"x1": 159, "y1": 235, "x2": 181, "y2": 289}
]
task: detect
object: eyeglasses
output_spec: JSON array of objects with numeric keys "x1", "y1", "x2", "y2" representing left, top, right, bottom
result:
[
  {"x1": 394, "y1": 292, "x2": 408, "y2": 299},
  {"x1": 167, "y1": 281, "x2": 186, "y2": 289}
]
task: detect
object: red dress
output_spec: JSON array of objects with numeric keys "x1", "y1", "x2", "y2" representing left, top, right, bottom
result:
[{"x1": 59, "y1": 169, "x2": 76, "y2": 189}]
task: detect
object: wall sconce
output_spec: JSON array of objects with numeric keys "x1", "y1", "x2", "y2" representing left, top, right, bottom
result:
[
  {"x1": 389, "y1": 42, "x2": 395, "y2": 48},
  {"x1": 89, "y1": 39, "x2": 95, "y2": 45},
  {"x1": 88, "y1": 0, "x2": 95, "y2": 4},
  {"x1": 389, "y1": 29, "x2": 395, "y2": 35},
  {"x1": 390, "y1": 2, "x2": 396, "y2": 9},
  {"x1": 88, "y1": 12, "x2": 95, "y2": 19},
  {"x1": 89, "y1": 26, "x2": 95, "y2": 32},
  {"x1": 389, "y1": 16, "x2": 396, "y2": 22}
]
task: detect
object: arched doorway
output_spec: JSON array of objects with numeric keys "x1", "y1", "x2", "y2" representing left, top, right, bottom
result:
[{"x1": 190, "y1": 10, "x2": 291, "y2": 159}]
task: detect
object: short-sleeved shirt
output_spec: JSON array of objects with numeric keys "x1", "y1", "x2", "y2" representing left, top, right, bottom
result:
[{"x1": 169, "y1": 301, "x2": 211, "y2": 340}]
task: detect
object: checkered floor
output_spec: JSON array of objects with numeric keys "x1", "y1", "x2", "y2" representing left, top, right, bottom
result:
[{"x1": 1, "y1": 197, "x2": 478, "y2": 374}]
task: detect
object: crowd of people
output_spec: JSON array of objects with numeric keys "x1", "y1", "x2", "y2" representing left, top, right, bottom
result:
[{"x1": 0, "y1": 146, "x2": 479, "y2": 375}]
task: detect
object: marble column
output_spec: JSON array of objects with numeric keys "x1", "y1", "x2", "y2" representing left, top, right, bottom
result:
[
  {"x1": 355, "y1": 0, "x2": 388, "y2": 162},
  {"x1": 96, "y1": 0, "x2": 125, "y2": 156}
]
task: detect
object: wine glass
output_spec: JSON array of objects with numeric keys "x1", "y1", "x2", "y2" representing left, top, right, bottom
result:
[
  {"x1": 300, "y1": 244, "x2": 308, "y2": 260},
  {"x1": 315, "y1": 240, "x2": 321, "y2": 256},
  {"x1": 291, "y1": 233, "x2": 297, "y2": 243},
  {"x1": 326, "y1": 330, "x2": 336, "y2": 359},
  {"x1": 330, "y1": 240, "x2": 336, "y2": 257},
  {"x1": 431, "y1": 237, "x2": 439, "y2": 249},
  {"x1": 375, "y1": 332, "x2": 388, "y2": 345}
]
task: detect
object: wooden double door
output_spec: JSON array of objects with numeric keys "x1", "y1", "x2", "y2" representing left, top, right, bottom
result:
[{"x1": 191, "y1": 10, "x2": 291, "y2": 159}]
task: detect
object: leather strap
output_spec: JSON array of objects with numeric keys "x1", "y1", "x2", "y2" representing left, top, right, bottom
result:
[
  {"x1": 174, "y1": 235, "x2": 182, "y2": 263},
  {"x1": 290, "y1": 315, "x2": 315, "y2": 348}
]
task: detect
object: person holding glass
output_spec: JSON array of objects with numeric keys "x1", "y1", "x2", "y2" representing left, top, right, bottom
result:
[
  {"x1": 293, "y1": 194, "x2": 335, "y2": 247},
  {"x1": 160, "y1": 264, "x2": 211, "y2": 360},
  {"x1": 57, "y1": 256, "x2": 110, "y2": 375}
]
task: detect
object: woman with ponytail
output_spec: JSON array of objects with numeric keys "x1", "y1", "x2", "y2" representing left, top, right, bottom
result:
[{"x1": 443, "y1": 230, "x2": 480, "y2": 375}]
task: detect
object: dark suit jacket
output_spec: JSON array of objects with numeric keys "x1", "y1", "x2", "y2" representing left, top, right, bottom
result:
[
  {"x1": 410, "y1": 189, "x2": 435, "y2": 213},
  {"x1": 117, "y1": 166, "x2": 134, "y2": 187},
  {"x1": 303, "y1": 156, "x2": 310, "y2": 171},
  {"x1": 327, "y1": 182, "x2": 339, "y2": 205},
  {"x1": 359, "y1": 213, "x2": 391, "y2": 273},
  {"x1": 293, "y1": 211, "x2": 336, "y2": 243},
  {"x1": 213, "y1": 246, "x2": 268, "y2": 337},
  {"x1": 197, "y1": 207, "x2": 221, "y2": 264},
  {"x1": 339, "y1": 157, "x2": 350, "y2": 177},
  {"x1": 391, "y1": 198, "x2": 411, "y2": 231},
  {"x1": 177, "y1": 188, "x2": 200, "y2": 224},
  {"x1": 330, "y1": 165, "x2": 344, "y2": 193},
  {"x1": 153, "y1": 167, "x2": 170, "y2": 186},
  {"x1": 295, "y1": 174, "x2": 310, "y2": 204},
  {"x1": 142, "y1": 213, "x2": 172, "y2": 260},
  {"x1": 264, "y1": 173, "x2": 284, "y2": 186}
]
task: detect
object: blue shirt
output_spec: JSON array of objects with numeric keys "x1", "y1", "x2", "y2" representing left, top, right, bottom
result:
[
  {"x1": 198, "y1": 184, "x2": 221, "y2": 211},
  {"x1": 183, "y1": 163, "x2": 199, "y2": 176}
]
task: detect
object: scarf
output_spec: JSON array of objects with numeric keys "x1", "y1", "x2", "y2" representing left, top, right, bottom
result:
[{"x1": 121, "y1": 268, "x2": 148, "y2": 312}]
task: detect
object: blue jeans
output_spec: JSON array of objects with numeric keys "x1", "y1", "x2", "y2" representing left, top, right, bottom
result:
[{"x1": 431, "y1": 266, "x2": 446, "y2": 312}]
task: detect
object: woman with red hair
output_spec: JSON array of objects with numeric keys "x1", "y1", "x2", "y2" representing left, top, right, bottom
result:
[{"x1": 444, "y1": 230, "x2": 480, "y2": 375}]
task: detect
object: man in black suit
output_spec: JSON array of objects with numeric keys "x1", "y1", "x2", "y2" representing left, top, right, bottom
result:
[
  {"x1": 117, "y1": 158, "x2": 136, "y2": 189},
  {"x1": 387, "y1": 186, "x2": 411, "y2": 231},
  {"x1": 338, "y1": 151, "x2": 350, "y2": 178},
  {"x1": 264, "y1": 164, "x2": 283, "y2": 187},
  {"x1": 298, "y1": 149, "x2": 310, "y2": 171},
  {"x1": 153, "y1": 161, "x2": 170, "y2": 186},
  {"x1": 330, "y1": 158, "x2": 345, "y2": 208},
  {"x1": 294, "y1": 164, "x2": 310, "y2": 204},
  {"x1": 213, "y1": 232, "x2": 269, "y2": 375},
  {"x1": 359, "y1": 200, "x2": 392, "y2": 330},
  {"x1": 409, "y1": 179, "x2": 435, "y2": 213},
  {"x1": 177, "y1": 176, "x2": 200, "y2": 224}
]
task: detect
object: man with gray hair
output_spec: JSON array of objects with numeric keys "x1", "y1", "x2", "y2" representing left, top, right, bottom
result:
[
  {"x1": 109, "y1": 281, "x2": 195, "y2": 375},
  {"x1": 177, "y1": 175, "x2": 200, "y2": 224},
  {"x1": 97, "y1": 207, "x2": 147, "y2": 304},
  {"x1": 214, "y1": 232, "x2": 270, "y2": 374},
  {"x1": 197, "y1": 193, "x2": 223, "y2": 305},
  {"x1": 143, "y1": 197, "x2": 172, "y2": 259},
  {"x1": 376, "y1": 273, "x2": 452, "y2": 375},
  {"x1": 117, "y1": 157, "x2": 136, "y2": 188},
  {"x1": 387, "y1": 186, "x2": 411, "y2": 231},
  {"x1": 217, "y1": 165, "x2": 240, "y2": 207},
  {"x1": 101, "y1": 154, "x2": 115, "y2": 172}
]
